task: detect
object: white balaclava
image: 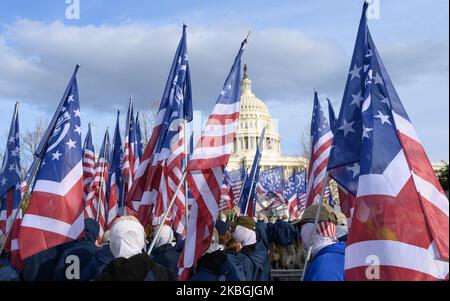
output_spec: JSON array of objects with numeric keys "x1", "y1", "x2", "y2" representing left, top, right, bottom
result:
[
  {"x1": 232, "y1": 225, "x2": 257, "y2": 247},
  {"x1": 336, "y1": 224, "x2": 349, "y2": 240},
  {"x1": 109, "y1": 218, "x2": 146, "y2": 259},
  {"x1": 153, "y1": 224, "x2": 174, "y2": 249},
  {"x1": 300, "y1": 222, "x2": 336, "y2": 257}
]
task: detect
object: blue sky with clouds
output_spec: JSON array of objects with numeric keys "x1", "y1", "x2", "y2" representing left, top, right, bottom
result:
[{"x1": 0, "y1": 0, "x2": 448, "y2": 164}]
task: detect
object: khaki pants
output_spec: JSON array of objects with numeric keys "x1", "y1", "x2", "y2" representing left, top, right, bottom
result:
[{"x1": 279, "y1": 244, "x2": 296, "y2": 268}]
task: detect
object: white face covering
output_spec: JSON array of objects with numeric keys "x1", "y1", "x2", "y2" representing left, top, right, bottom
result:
[
  {"x1": 109, "y1": 219, "x2": 146, "y2": 259},
  {"x1": 232, "y1": 225, "x2": 257, "y2": 247},
  {"x1": 153, "y1": 225, "x2": 174, "y2": 249},
  {"x1": 336, "y1": 225, "x2": 349, "y2": 239},
  {"x1": 300, "y1": 222, "x2": 336, "y2": 257}
]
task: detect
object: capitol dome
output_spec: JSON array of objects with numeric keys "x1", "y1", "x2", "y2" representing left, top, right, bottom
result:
[{"x1": 233, "y1": 64, "x2": 281, "y2": 158}]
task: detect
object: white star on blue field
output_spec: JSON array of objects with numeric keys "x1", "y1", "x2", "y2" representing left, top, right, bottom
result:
[{"x1": 0, "y1": 0, "x2": 448, "y2": 162}]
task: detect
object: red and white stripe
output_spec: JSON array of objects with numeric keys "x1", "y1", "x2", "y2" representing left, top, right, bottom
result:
[
  {"x1": 337, "y1": 184, "x2": 356, "y2": 228},
  {"x1": 178, "y1": 101, "x2": 240, "y2": 280},
  {"x1": 2, "y1": 190, "x2": 23, "y2": 269},
  {"x1": 19, "y1": 160, "x2": 85, "y2": 259},
  {"x1": 107, "y1": 171, "x2": 119, "y2": 229},
  {"x1": 82, "y1": 148, "x2": 95, "y2": 201},
  {"x1": 122, "y1": 135, "x2": 139, "y2": 196},
  {"x1": 305, "y1": 131, "x2": 333, "y2": 207},
  {"x1": 219, "y1": 182, "x2": 234, "y2": 211},
  {"x1": 317, "y1": 221, "x2": 336, "y2": 239},
  {"x1": 84, "y1": 157, "x2": 109, "y2": 240},
  {"x1": 346, "y1": 114, "x2": 449, "y2": 280}
]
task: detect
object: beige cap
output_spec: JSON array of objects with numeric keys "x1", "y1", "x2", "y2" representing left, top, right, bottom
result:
[{"x1": 300, "y1": 203, "x2": 337, "y2": 225}]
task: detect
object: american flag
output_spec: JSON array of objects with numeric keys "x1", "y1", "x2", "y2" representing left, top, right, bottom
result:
[
  {"x1": 0, "y1": 103, "x2": 23, "y2": 268},
  {"x1": 85, "y1": 130, "x2": 110, "y2": 240},
  {"x1": 227, "y1": 161, "x2": 246, "y2": 202},
  {"x1": 19, "y1": 66, "x2": 85, "y2": 259},
  {"x1": 305, "y1": 91, "x2": 333, "y2": 207},
  {"x1": 218, "y1": 170, "x2": 235, "y2": 211},
  {"x1": 107, "y1": 111, "x2": 122, "y2": 228},
  {"x1": 126, "y1": 26, "x2": 192, "y2": 238},
  {"x1": 122, "y1": 99, "x2": 140, "y2": 204},
  {"x1": 283, "y1": 169, "x2": 307, "y2": 220},
  {"x1": 82, "y1": 123, "x2": 95, "y2": 202},
  {"x1": 239, "y1": 127, "x2": 265, "y2": 218},
  {"x1": 178, "y1": 37, "x2": 247, "y2": 280},
  {"x1": 328, "y1": 3, "x2": 448, "y2": 280}
]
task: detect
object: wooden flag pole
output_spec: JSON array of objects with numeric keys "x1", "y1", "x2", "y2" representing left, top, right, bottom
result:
[
  {"x1": 146, "y1": 170, "x2": 188, "y2": 256},
  {"x1": 300, "y1": 170, "x2": 330, "y2": 281}
]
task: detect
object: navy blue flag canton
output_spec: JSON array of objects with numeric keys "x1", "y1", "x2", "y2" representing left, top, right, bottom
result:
[
  {"x1": 37, "y1": 78, "x2": 82, "y2": 182},
  {"x1": 0, "y1": 104, "x2": 21, "y2": 207},
  {"x1": 155, "y1": 25, "x2": 193, "y2": 158},
  {"x1": 328, "y1": 2, "x2": 401, "y2": 192},
  {"x1": 258, "y1": 166, "x2": 284, "y2": 194},
  {"x1": 283, "y1": 169, "x2": 306, "y2": 200}
]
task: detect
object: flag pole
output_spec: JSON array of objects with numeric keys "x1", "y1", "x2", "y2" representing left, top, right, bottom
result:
[
  {"x1": 146, "y1": 170, "x2": 188, "y2": 255},
  {"x1": 120, "y1": 96, "x2": 133, "y2": 215},
  {"x1": 244, "y1": 127, "x2": 265, "y2": 216},
  {"x1": 183, "y1": 120, "x2": 189, "y2": 228},
  {"x1": 0, "y1": 102, "x2": 21, "y2": 255},
  {"x1": 96, "y1": 128, "x2": 109, "y2": 222},
  {"x1": 300, "y1": 170, "x2": 330, "y2": 281}
]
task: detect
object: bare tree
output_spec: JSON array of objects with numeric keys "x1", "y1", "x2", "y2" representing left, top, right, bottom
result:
[
  {"x1": 21, "y1": 118, "x2": 48, "y2": 176},
  {"x1": 139, "y1": 100, "x2": 159, "y2": 148},
  {"x1": 299, "y1": 124, "x2": 311, "y2": 159}
]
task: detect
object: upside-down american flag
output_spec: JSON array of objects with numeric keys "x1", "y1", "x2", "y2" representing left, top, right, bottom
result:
[
  {"x1": 305, "y1": 91, "x2": 333, "y2": 208},
  {"x1": 85, "y1": 130, "x2": 110, "y2": 240},
  {"x1": 0, "y1": 103, "x2": 23, "y2": 268},
  {"x1": 328, "y1": 3, "x2": 448, "y2": 280},
  {"x1": 227, "y1": 161, "x2": 246, "y2": 203},
  {"x1": 19, "y1": 65, "x2": 85, "y2": 259},
  {"x1": 178, "y1": 37, "x2": 247, "y2": 280},
  {"x1": 218, "y1": 170, "x2": 235, "y2": 211},
  {"x1": 82, "y1": 123, "x2": 95, "y2": 203},
  {"x1": 107, "y1": 111, "x2": 123, "y2": 228},
  {"x1": 126, "y1": 25, "x2": 192, "y2": 237}
]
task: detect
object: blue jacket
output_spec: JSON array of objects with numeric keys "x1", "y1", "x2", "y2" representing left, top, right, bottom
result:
[
  {"x1": 267, "y1": 223, "x2": 275, "y2": 243},
  {"x1": 273, "y1": 220, "x2": 295, "y2": 246},
  {"x1": 53, "y1": 218, "x2": 101, "y2": 281},
  {"x1": 190, "y1": 250, "x2": 242, "y2": 281},
  {"x1": 227, "y1": 241, "x2": 270, "y2": 281},
  {"x1": 304, "y1": 242, "x2": 346, "y2": 281},
  {"x1": 255, "y1": 221, "x2": 269, "y2": 250},
  {"x1": 0, "y1": 258, "x2": 20, "y2": 281},
  {"x1": 151, "y1": 244, "x2": 180, "y2": 276}
]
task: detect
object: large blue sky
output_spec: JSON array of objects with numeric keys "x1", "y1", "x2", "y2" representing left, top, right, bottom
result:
[{"x1": 0, "y1": 0, "x2": 448, "y2": 162}]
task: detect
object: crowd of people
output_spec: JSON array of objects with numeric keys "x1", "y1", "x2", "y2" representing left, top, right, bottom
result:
[{"x1": 0, "y1": 204, "x2": 349, "y2": 281}]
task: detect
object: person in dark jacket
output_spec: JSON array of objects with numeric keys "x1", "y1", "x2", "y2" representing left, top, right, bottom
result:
[
  {"x1": 190, "y1": 229, "x2": 242, "y2": 281},
  {"x1": 227, "y1": 216, "x2": 270, "y2": 281},
  {"x1": 273, "y1": 215, "x2": 296, "y2": 268},
  {"x1": 255, "y1": 213, "x2": 269, "y2": 250},
  {"x1": 22, "y1": 237, "x2": 78, "y2": 281},
  {"x1": 0, "y1": 234, "x2": 20, "y2": 281},
  {"x1": 151, "y1": 225, "x2": 180, "y2": 276},
  {"x1": 300, "y1": 204, "x2": 345, "y2": 281},
  {"x1": 95, "y1": 215, "x2": 175, "y2": 281},
  {"x1": 53, "y1": 218, "x2": 101, "y2": 281}
]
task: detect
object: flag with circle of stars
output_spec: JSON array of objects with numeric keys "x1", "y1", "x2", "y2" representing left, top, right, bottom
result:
[
  {"x1": 19, "y1": 66, "x2": 85, "y2": 260},
  {"x1": 257, "y1": 166, "x2": 284, "y2": 198}
]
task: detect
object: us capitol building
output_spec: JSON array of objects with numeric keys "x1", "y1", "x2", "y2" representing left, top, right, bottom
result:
[{"x1": 227, "y1": 65, "x2": 307, "y2": 176}]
